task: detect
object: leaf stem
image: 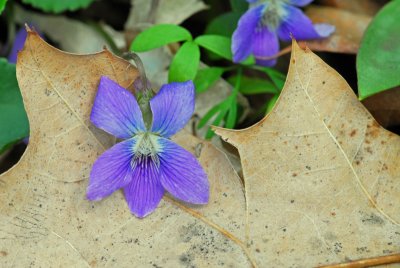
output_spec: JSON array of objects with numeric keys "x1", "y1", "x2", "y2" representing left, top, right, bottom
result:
[
  {"x1": 316, "y1": 253, "x2": 400, "y2": 268},
  {"x1": 123, "y1": 52, "x2": 149, "y2": 92},
  {"x1": 122, "y1": 52, "x2": 153, "y2": 129}
]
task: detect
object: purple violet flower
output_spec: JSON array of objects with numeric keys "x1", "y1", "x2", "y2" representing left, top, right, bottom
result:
[
  {"x1": 87, "y1": 76, "x2": 209, "y2": 218},
  {"x1": 232, "y1": 0, "x2": 335, "y2": 66},
  {"x1": 8, "y1": 27, "x2": 28, "y2": 64}
]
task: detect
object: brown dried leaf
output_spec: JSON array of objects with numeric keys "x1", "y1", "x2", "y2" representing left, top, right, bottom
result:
[
  {"x1": 14, "y1": 4, "x2": 115, "y2": 54},
  {"x1": 363, "y1": 87, "x2": 400, "y2": 128},
  {"x1": 0, "y1": 31, "x2": 252, "y2": 267},
  {"x1": 125, "y1": 0, "x2": 207, "y2": 30},
  {"x1": 319, "y1": 0, "x2": 383, "y2": 16},
  {"x1": 305, "y1": 6, "x2": 371, "y2": 54},
  {"x1": 215, "y1": 41, "x2": 400, "y2": 267}
]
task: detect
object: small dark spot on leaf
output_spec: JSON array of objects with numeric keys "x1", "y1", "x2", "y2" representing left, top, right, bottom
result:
[
  {"x1": 360, "y1": 212, "x2": 385, "y2": 225},
  {"x1": 179, "y1": 254, "x2": 192, "y2": 264}
]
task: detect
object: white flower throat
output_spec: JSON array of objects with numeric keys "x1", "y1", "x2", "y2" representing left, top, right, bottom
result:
[
  {"x1": 132, "y1": 132, "x2": 161, "y2": 169},
  {"x1": 253, "y1": 0, "x2": 287, "y2": 31}
]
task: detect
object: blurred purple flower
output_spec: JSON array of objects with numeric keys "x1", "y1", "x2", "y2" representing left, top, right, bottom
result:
[
  {"x1": 232, "y1": 0, "x2": 335, "y2": 66},
  {"x1": 8, "y1": 27, "x2": 28, "y2": 64},
  {"x1": 87, "y1": 76, "x2": 209, "y2": 218}
]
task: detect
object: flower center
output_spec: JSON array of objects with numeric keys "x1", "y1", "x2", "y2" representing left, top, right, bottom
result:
[
  {"x1": 257, "y1": 0, "x2": 287, "y2": 30},
  {"x1": 132, "y1": 133, "x2": 161, "y2": 168}
]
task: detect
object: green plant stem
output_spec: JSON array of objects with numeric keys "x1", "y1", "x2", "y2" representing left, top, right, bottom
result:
[
  {"x1": 122, "y1": 52, "x2": 154, "y2": 129},
  {"x1": 87, "y1": 21, "x2": 121, "y2": 55}
]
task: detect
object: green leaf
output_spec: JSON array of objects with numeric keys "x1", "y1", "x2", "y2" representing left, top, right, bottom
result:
[
  {"x1": 22, "y1": 0, "x2": 94, "y2": 13},
  {"x1": 225, "y1": 68, "x2": 242, "y2": 129},
  {"x1": 225, "y1": 99, "x2": 237, "y2": 129},
  {"x1": 205, "y1": 109, "x2": 228, "y2": 139},
  {"x1": 205, "y1": 12, "x2": 242, "y2": 37},
  {"x1": 0, "y1": 59, "x2": 29, "y2": 152},
  {"x1": 262, "y1": 68, "x2": 286, "y2": 90},
  {"x1": 195, "y1": 35, "x2": 232, "y2": 60},
  {"x1": 169, "y1": 41, "x2": 200, "y2": 83},
  {"x1": 198, "y1": 102, "x2": 224, "y2": 129},
  {"x1": 357, "y1": 0, "x2": 400, "y2": 99},
  {"x1": 228, "y1": 76, "x2": 278, "y2": 95},
  {"x1": 194, "y1": 67, "x2": 225, "y2": 93},
  {"x1": 242, "y1": 55, "x2": 255, "y2": 65},
  {"x1": 0, "y1": 0, "x2": 7, "y2": 14},
  {"x1": 266, "y1": 94, "x2": 279, "y2": 114},
  {"x1": 131, "y1": 24, "x2": 192, "y2": 52},
  {"x1": 229, "y1": 0, "x2": 248, "y2": 13}
]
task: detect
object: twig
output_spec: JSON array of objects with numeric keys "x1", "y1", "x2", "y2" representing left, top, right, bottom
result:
[
  {"x1": 317, "y1": 253, "x2": 400, "y2": 268},
  {"x1": 122, "y1": 52, "x2": 149, "y2": 92},
  {"x1": 254, "y1": 41, "x2": 310, "y2": 61}
]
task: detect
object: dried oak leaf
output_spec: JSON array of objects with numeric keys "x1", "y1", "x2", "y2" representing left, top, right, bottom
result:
[
  {"x1": 363, "y1": 87, "x2": 400, "y2": 128},
  {"x1": 215, "y1": 42, "x2": 400, "y2": 267},
  {"x1": 305, "y1": 6, "x2": 371, "y2": 54},
  {"x1": 125, "y1": 0, "x2": 207, "y2": 29},
  {"x1": 319, "y1": 0, "x2": 382, "y2": 16},
  {"x1": 0, "y1": 30, "x2": 252, "y2": 267}
]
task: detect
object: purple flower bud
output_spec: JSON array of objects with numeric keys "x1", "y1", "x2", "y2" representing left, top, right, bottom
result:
[{"x1": 133, "y1": 77, "x2": 152, "y2": 93}]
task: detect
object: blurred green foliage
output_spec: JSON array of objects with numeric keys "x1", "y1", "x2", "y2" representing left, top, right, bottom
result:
[
  {"x1": 0, "y1": 59, "x2": 29, "y2": 153},
  {"x1": 21, "y1": 0, "x2": 95, "y2": 13},
  {"x1": 357, "y1": 0, "x2": 400, "y2": 99}
]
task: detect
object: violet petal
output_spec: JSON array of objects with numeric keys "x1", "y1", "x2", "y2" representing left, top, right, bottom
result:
[
  {"x1": 253, "y1": 26, "x2": 280, "y2": 67},
  {"x1": 232, "y1": 4, "x2": 265, "y2": 63},
  {"x1": 8, "y1": 28, "x2": 27, "y2": 64},
  {"x1": 314, "y1": 23, "x2": 336, "y2": 38},
  {"x1": 157, "y1": 137, "x2": 209, "y2": 204},
  {"x1": 90, "y1": 76, "x2": 146, "y2": 139},
  {"x1": 287, "y1": 0, "x2": 314, "y2": 7},
  {"x1": 123, "y1": 157, "x2": 164, "y2": 218},
  {"x1": 150, "y1": 81, "x2": 195, "y2": 138},
  {"x1": 87, "y1": 138, "x2": 136, "y2": 201},
  {"x1": 277, "y1": 4, "x2": 322, "y2": 42}
]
